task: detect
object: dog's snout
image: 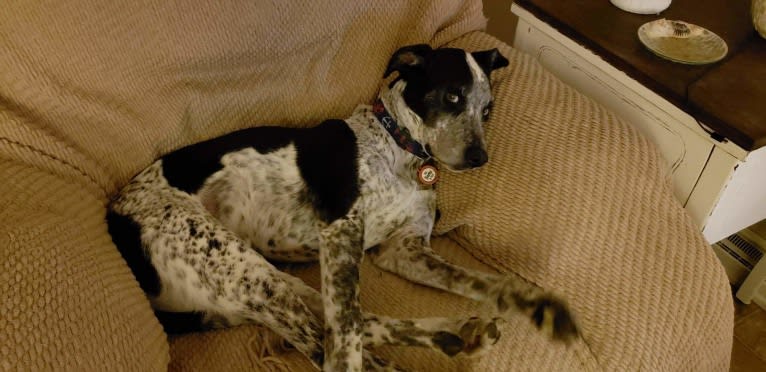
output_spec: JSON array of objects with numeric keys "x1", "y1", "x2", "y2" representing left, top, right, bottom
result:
[{"x1": 465, "y1": 146, "x2": 488, "y2": 168}]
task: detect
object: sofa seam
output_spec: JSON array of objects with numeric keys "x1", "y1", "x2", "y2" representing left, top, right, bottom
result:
[{"x1": 0, "y1": 135, "x2": 107, "y2": 197}]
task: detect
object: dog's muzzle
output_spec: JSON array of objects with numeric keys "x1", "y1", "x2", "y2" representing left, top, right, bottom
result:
[{"x1": 464, "y1": 146, "x2": 488, "y2": 168}]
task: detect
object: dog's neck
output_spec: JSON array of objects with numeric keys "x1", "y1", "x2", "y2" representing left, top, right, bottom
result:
[
  {"x1": 370, "y1": 81, "x2": 435, "y2": 181},
  {"x1": 378, "y1": 80, "x2": 430, "y2": 160}
]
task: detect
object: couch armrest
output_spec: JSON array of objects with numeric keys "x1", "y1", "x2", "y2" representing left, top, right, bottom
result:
[
  {"x1": 0, "y1": 159, "x2": 168, "y2": 371},
  {"x1": 434, "y1": 31, "x2": 733, "y2": 371}
]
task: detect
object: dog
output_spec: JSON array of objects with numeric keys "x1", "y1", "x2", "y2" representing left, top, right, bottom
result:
[{"x1": 107, "y1": 44, "x2": 578, "y2": 371}]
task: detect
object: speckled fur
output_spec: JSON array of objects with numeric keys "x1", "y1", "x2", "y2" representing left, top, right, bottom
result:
[{"x1": 109, "y1": 49, "x2": 577, "y2": 372}]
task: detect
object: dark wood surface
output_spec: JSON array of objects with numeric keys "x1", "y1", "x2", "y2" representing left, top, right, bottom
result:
[
  {"x1": 516, "y1": 0, "x2": 765, "y2": 151},
  {"x1": 690, "y1": 39, "x2": 766, "y2": 150}
]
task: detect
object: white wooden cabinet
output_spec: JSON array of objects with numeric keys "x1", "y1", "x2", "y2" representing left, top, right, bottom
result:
[{"x1": 511, "y1": 3, "x2": 766, "y2": 243}]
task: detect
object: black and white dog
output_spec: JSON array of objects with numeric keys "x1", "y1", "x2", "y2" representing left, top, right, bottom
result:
[{"x1": 107, "y1": 45, "x2": 578, "y2": 371}]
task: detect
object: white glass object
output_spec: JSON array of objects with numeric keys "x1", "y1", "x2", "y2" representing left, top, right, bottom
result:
[{"x1": 610, "y1": 0, "x2": 672, "y2": 14}]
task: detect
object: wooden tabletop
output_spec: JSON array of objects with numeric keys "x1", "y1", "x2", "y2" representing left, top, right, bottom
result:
[{"x1": 515, "y1": 0, "x2": 766, "y2": 151}]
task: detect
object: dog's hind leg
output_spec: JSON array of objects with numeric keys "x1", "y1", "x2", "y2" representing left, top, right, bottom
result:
[
  {"x1": 112, "y1": 209, "x2": 325, "y2": 368},
  {"x1": 368, "y1": 235, "x2": 579, "y2": 343},
  {"x1": 158, "y1": 244, "x2": 327, "y2": 369}
]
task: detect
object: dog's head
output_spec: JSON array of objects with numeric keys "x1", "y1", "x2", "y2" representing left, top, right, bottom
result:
[{"x1": 384, "y1": 44, "x2": 508, "y2": 171}]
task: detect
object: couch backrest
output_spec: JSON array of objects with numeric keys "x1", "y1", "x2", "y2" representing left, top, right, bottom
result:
[{"x1": 0, "y1": 0, "x2": 485, "y2": 200}]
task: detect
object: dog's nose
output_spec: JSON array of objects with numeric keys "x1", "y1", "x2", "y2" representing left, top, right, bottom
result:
[{"x1": 465, "y1": 146, "x2": 488, "y2": 168}]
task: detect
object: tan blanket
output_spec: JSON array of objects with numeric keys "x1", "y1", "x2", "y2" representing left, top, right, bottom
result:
[
  {"x1": 0, "y1": 0, "x2": 732, "y2": 371},
  {"x1": 0, "y1": 0, "x2": 484, "y2": 198}
]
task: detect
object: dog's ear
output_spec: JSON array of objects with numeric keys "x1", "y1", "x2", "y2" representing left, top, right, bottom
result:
[
  {"x1": 471, "y1": 49, "x2": 509, "y2": 76},
  {"x1": 384, "y1": 44, "x2": 433, "y2": 79}
]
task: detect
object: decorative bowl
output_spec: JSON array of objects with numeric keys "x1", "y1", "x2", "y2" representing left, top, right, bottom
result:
[{"x1": 638, "y1": 19, "x2": 728, "y2": 65}]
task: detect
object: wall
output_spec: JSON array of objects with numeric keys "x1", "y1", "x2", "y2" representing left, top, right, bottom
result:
[{"x1": 483, "y1": 0, "x2": 519, "y2": 45}]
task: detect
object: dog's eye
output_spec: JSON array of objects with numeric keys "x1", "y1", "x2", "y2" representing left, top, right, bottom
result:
[
  {"x1": 482, "y1": 102, "x2": 493, "y2": 120},
  {"x1": 445, "y1": 93, "x2": 460, "y2": 104},
  {"x1": 482, "y1": 107, "x2": 491, "y2": 120}
]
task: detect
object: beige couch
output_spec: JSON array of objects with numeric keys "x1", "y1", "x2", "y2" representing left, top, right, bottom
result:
[{"x1": 0, "y1": 1, "x2": 733, "y2": 371}]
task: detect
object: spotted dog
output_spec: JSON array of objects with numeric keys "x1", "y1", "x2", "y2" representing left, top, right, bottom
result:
[{"x1": 107, "y1": 45, "x2": 578, "y2": 371}]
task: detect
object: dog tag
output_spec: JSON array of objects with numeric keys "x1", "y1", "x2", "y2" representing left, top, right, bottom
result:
[{"x1": 417, "y1": 164, "x2": 439, "y2": 186}]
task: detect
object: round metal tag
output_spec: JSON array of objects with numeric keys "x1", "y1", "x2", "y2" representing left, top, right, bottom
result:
[{"x1": 417, "y1": 164, "x2": 439, "y2": 185}]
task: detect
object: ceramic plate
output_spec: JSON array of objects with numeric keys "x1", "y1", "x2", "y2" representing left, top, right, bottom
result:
[{"x1": 638, "y1": 19, "x2": 728, "y2": 65}]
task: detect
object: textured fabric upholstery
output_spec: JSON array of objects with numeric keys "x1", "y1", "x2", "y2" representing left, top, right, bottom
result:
[{"x1": 0, "y1": 1, "x2": 732, "y2": 371}]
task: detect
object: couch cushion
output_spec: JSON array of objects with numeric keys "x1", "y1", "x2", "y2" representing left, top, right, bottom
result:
[{"x1": 0, "y1": 159, "x2": 168, "y2": 371}]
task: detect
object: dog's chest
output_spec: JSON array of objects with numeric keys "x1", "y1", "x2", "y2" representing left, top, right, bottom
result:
[
  {"x1": 360, "y1": 168, "x2": 436, "y2": 246},
  {"x1": 351, "y1": 110, "x2": 437, "y2": 245}
]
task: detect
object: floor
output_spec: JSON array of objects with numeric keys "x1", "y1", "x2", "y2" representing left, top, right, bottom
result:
[
  {"x1": 732, "y1": 296, "x2": 766, "y2": 371},
  {"x1": 478, "y1": 3, "x2": 766, "y2": 370}
]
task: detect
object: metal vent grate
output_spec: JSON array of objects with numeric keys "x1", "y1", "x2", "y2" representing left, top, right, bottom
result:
[
  {"x1": 717, "y1": 241, "x2": 754, "y2": 270},
  {"x1": 727, "y1": 233, "x2": 764, "y2": 262}
]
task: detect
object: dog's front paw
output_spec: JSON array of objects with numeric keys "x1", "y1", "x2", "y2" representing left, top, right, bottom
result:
[
  {"x1": 491, "y1": 279, "x2": 579, "y2": 343},
  {"x1": 431, "y1": 317, "x2": 502, "y2": 358}
]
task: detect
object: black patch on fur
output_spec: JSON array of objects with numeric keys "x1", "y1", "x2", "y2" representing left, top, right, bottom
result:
[
  {"x1": 154, "y1": 311, "x2": 205, "y2": 334},
  {"x1": 261, "y1": 281, "x2": 274, "y2": 298},
  {"x1": 388, "y1": 48, "x2": 474, "y2": 124},
  {"x1": 432, "y1": 331, "x2": 465, "y2": 356},
  {"x1": 162, "y1": 127, "x2": 294, "y2": 193},
  {"x1": 208, "y1": 238, "x2": 221, "y2": 250},
  {"x1": 471, "y1": 49, "x2": 509, "y2": 77},
  {"x1": 471, "y1": 280, "x2": 486, "y2": 291},
  {"x1": 532, "y1": 299, "x2": 550, "y2": 327},
  {"x1": 384, "y1": 44, "x2": 432, "y2": 79},
  {"x1": 106, "y1": 211, "x2": 162, "y2": 297},
  {"x1": 187, "y1": 218, "x2": 198, "y2": 236},
  {"x1": 294, "y1": 119, "x2": 359, "y2": 223},
  {"x1": 311, "y1": 349, "x2": 325, "y2": 367},
  {"x1": 161, "y1": 121, "x2": 359, "y2": 223}
]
